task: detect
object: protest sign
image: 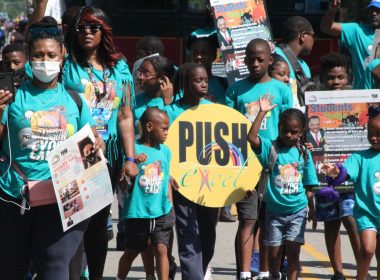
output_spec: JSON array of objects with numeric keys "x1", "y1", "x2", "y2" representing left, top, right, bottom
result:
[
  {"x1": 48, "y1": 124, "x2": 113, "y2": 231},
  {"x1": 166, "y1": 104, "x2": 262, "y2": 207},
  {"x1": 305, "y1": 90, "x2": 380, "y2": 191},
  {"x1": 210, "y1": 0, "x2": 273, "y2": 84}
]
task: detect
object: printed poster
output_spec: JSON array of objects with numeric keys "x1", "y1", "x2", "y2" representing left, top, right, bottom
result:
[
  {"x1": 210, "y1": 0, "x2": 273, "y2": 84},
  {"x1": 47, "y1": 124, "x2": 113, "y2": 231},
  {"x1": 305, "y1": 90, "x2": 380, "y2": 191}
]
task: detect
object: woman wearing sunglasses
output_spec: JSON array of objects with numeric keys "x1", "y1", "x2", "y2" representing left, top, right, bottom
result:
[
  {"x1": 63, "y1": 7, "x2": 138, "y2": 280},
  {"x1": 0, "y1": 17, "x2": 103, "y2": 279}
]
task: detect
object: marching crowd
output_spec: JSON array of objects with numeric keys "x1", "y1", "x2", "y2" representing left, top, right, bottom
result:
[{"x1": 1, "y1": 0, "x2": 380, "y2": 280}]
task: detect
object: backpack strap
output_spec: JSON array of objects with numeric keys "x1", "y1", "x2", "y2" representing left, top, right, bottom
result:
[
  {"x1": 278, "y1": 43, "x2": 307, "y2": 78},
  {"x1": 67, "y1": 89, "x2": 83, "y2": 116}
]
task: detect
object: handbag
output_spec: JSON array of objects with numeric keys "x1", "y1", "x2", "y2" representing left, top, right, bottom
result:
[{"x1": 11, "y1": 160, "x2": 56, "y2": 207}]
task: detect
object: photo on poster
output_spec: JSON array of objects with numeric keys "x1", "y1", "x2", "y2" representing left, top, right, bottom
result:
[
  {"x1": 59, "y1": 180, "x2": 80, "y2": 204},
  {"x1": 78, "y1": 136, "x2": 102, "y2": 170},
  {"x1": 62, "y1": 196, "x2": 84, "y2": 219}
]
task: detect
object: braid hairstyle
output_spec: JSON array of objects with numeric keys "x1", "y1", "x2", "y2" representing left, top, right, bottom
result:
[
  {"x1": 278, "y1": 108, "x2": 308, "y2": 164},
  {"x1": 173, "y1": 62, "x2": 206, "y2": 102}
]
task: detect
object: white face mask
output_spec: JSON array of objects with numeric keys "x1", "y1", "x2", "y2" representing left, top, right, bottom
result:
[{"x1": 31, "y1": 61, "x2": 61, "y2": 83}]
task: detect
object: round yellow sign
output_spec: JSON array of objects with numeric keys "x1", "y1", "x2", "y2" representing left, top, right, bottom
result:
[{"x1": 166, "y1": 104, "x2": 262, "y2": 207}]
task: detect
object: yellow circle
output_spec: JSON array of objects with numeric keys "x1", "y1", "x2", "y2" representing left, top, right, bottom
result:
[{"x1": 166, "y1": 104, "x2": 262, "y2": 207}]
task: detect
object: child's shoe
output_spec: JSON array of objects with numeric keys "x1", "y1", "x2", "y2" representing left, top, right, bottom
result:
[{"x1": 250, "y1": 251, "x2": 259, "y2": 276}]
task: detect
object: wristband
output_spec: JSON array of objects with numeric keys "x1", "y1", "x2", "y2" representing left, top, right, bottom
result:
[{"x1": 126, "y1": 157, "x2": 137, "y2": 163}]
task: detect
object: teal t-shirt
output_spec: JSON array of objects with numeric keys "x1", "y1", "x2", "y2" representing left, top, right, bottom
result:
[
  {"x1": 225, "y1": 78, "x2": 293, "y2": 141},
  {"x1": 340, "y1": 23, "x2": 375, "y2": 89},
  {"x1": 343, "y1": 149, "x2": 380, "y2": 229},
  {"x1": 133, "y1": 94, "x2": 165, "y2": 133},
  {"x1": 257, "y1": 137, "x2": 318, "y2": 214},
  {"x1": 164, "y1": 98, "x2": 212, "y2": 125},
  {"x1": 123, "y1": 142, "x2": 172, "y2": 219},
  {"x1": 208, "y1": 77, "x2": 227, "y2": 104},
  {"x1": 275, "y1": 46, "x2": 312, "y2": 80},
  {"x1": 62, "y1": 56, "x2": 134, "y2": 142},
  {"x1": 0, "y1": 81, "x2": 94, "y2": 199},
  {"x1": 364, "y1": 58, "x2": 380, "y2": 89}
]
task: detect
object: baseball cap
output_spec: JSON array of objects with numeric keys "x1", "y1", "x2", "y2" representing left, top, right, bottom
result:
[{"x1": 368, "y1": 0, "x2": 380, "y2": 9}]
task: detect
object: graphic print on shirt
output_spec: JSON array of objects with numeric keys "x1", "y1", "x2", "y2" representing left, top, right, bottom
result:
[
  {"x1": 82, "y1": 78, "x2": 120, "y2": 140},
  {"x1": 138, "y1": 161, "x2": 164, "y2": 194},
  {"x1": 19, "y1": 107, "x2": 75, "y2": 161},
  {"x1": 244, "y1": 100, "x2": 271, "y2": 129},
  {"x1": 274, "y1": 163, "x2": 302, "y2": 195},
  {"x1": 373, "y1": 172, "x2": 380, "y2": 194}
]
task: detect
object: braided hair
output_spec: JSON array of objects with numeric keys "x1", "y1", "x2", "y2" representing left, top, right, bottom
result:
[
  {"x1": 173, "y1": 62, "x2": 206, "y2": 102},
  {"x1": 278, "y1": 108, "x2": 308, "y2": 163}
]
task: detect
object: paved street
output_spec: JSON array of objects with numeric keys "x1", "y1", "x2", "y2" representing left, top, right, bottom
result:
[{"x1": 104, "y1": 201, "x2": 377, "y2": 279}]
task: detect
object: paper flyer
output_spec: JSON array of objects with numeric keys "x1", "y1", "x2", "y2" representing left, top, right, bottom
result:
[
  {"x1": 210, "y1": 0, "x2": 273, "y2": 84},
  {"x1": 305, "y1": 90, "x2": 375, "y2": 191},
  {"x1": 47, "y1": 124, "x2": 113, "y2": 231}
]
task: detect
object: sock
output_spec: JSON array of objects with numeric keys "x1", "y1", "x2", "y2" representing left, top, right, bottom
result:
[
  {"x1": 258, "y1": 271, "x2": 269, "y2": 279},
  {"x1": 240, "y1": 271, "x2": 251, "y2": 279}
]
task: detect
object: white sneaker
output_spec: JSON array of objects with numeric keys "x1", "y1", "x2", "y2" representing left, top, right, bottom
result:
[{"x1": 204, "y1": 265, "x2": 213, "y2": 280}]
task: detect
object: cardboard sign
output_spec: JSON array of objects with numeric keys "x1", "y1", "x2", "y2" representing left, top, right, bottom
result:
[{"x1": 166, "y1": 104, "x2": 262, "y2": 207}]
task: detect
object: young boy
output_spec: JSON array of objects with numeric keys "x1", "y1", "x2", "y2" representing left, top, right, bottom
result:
[
  {"x1": 225, "y1": 38, "x2": 293, "y2": 280},
  {"x1": 117, "y1": 107, "x2": 174, "y2": 280},
  {"x1": 311, "y1": 52, "x2": 360, "y2": 280}
]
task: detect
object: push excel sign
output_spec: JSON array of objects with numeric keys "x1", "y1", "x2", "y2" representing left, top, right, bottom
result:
[{"x1": 167, "y1": 104, "x2": 262, "y2": 207}]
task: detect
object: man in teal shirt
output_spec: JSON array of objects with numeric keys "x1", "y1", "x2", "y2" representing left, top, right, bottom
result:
[{"x1": 321, "y1": 0, "x2": 380, "y2": 89}]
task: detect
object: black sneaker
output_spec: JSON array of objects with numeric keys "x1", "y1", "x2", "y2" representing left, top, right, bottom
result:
[
  {"x1": 331, "y1": 271, "x2": 345, "y2": 280},
  {"x1": 169, "y1": 257, "x2": 177, "y2": 280}
]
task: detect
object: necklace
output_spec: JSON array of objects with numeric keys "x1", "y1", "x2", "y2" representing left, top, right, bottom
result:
[{"x1": 85, "y1": 65, "x2": 111, "y2": 101}]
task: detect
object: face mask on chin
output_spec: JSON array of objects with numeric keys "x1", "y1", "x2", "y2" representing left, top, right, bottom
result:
[{"x1": 31, "y1": 61, "x2": 61, "y2": 83}]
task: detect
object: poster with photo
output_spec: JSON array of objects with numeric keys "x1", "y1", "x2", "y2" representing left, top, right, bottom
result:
[
  {"x1": 47, "y1": 124, "x2": 113, "y2": 231},
  {"x1": 305, "y1": 90, "x2": 380, "y2": 190},
  {"x1": 210, "y1": 0, "x2": 273, "y2": 84}
]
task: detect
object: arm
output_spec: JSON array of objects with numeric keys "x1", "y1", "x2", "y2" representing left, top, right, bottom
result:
[
  {"x1": 247, "y1": 94, "x2": 277, "y2": 149},
  {"x1": 91, "y1": 127, "x2": 105, "y2": 153},
  {"x1": 0, "y1": 90, "x2": 13, "y2": 140},
  {"x1": 320, "y1": 0, "x2": 342, "y2": 37},
  {"x1": 24, "y1": 0, "x2": 48, "y2": 42}
]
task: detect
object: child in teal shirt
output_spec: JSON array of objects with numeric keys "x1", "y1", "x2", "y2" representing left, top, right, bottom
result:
[
  {"x1": 117, "y1": 107, "x2": 174, "y2": 280},
  {"x1": 248, "y1": 95, "x2": 318, "y2": 280},
  {"x1": 323, "y1": 106, "x2": 380, "y2": 280}
]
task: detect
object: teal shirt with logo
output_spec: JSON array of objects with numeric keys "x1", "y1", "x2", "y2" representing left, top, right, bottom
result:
[
  {"x1": 123, "y1": 142, "x2": 172, "y2": 219},
  {"x1": 225, "y1": 78, "x2": 293, "y2": 141},
  {"x1": 340, "y1": 23, "x2": 375, "y2": 89},
  {"x1": 343, "y1": 149, "x2": 380, "y2": 229},
  {"x1": 0, "y1": 81, "x2": 94, "y2": 199},
  {"x1": 257, "y1": 137, "x2": 318, "y2": 214}
]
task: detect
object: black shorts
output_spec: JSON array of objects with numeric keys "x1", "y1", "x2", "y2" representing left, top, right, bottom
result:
[
  {"x1": 236, "y1": 190, "x2": 258, "y2": 221},
  {"x1": 125, "y1": 208, "x2": 175, "y2": 251}
]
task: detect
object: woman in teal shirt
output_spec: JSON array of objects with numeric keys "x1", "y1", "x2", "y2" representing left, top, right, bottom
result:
[
  {"x1": 0, "y1": 18, "x2": 101, "y2": 280},
  {"x1": 63, "y1": 7, "x2": 137, "y2": 279}
]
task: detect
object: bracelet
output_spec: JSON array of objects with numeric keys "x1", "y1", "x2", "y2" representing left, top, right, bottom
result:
[{"x1": 126, "y1": 157, "x2": 137, "y2": 163}]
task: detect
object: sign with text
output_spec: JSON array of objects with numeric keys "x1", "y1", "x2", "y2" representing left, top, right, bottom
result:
[
  {"x1": 166, "y1": 104, "x2": 262, "y2": 207},
  {"x1": 305, "y1": 90, "x2": 377, "y2": 191}
]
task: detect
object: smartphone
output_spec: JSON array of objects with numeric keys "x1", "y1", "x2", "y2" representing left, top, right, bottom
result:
[{"x1": 0, "y1": 72, "x2": 14, "y2": 95}]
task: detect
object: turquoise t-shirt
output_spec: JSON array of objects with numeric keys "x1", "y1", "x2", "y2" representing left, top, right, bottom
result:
[
  {"x1": 133, "y1": 94, "x2": 165, "y2": 133},
  {"x1": 225, "y1": 78, "x2": 293, "y2": 141},
  {"x1": 0, "y1": 81, "x2": 94, "y2": 199},
  {"x1": 208, "y1": 77, "x2": 227, "y2": 104},
  {"x1": 62, "y1": 56, "x2": 134, "y2": 143},
  {"x1": 275, "y1": 46, "x2": 312, "y2": 80},
  {"x1": 123, "y1": 142, "x2": 172, "y2": 219},
  {"x1": 164, "y1": 98, "x2": 212, "y2": 125},
  {"x1": 340, "y1": 23, "x2": 375, "y2": 89},
  {"x1": 343, "y1": 149, "x2": 380, "y2": 231},
  {"x1": 257, "y1": 137, "x2": 318, "y2": 214},
  {"x1": 364, "y1": 58, "x2": 380, "y2": 89}
]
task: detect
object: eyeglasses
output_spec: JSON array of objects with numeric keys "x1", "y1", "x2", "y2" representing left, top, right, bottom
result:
[
  {"x1": 75, "y1": 23, "x2": 102, "y2": 34},
  {"x1": 137, "y1": 67, "x2": 157, "y2": 79},
  {"x1": 303, "y1": 31, "x2": 317, "y2": 39}
]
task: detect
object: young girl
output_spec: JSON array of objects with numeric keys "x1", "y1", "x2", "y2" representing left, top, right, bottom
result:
[
  {"x1": 322, "y1": 106, "x2": 380, "y2": 280},
  {"x1": 269, "y1": 54, "x2": 291, "y2": 85},
  {"x1": 117, "y1": 107, "x2": 174, "y2": 280},
  {"x1": 247, "y1": 95, "x2": 318, "y2": 280},
  {"x1": 165, "y1": 62, "x2": 217, "y2": 280}
]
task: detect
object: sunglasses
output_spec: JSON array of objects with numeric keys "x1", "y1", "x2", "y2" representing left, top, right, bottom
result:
[{"x1": 75, "y1": 23, "x2": 102, "y2": 34}]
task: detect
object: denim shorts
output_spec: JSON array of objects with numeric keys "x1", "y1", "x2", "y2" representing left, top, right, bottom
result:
[
  {"x1": 315, "y1": 192, "x2": 355, "y2": 222},
  {"x1": 265, "y1": 207, "x2": 307, "y2": 246}
]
